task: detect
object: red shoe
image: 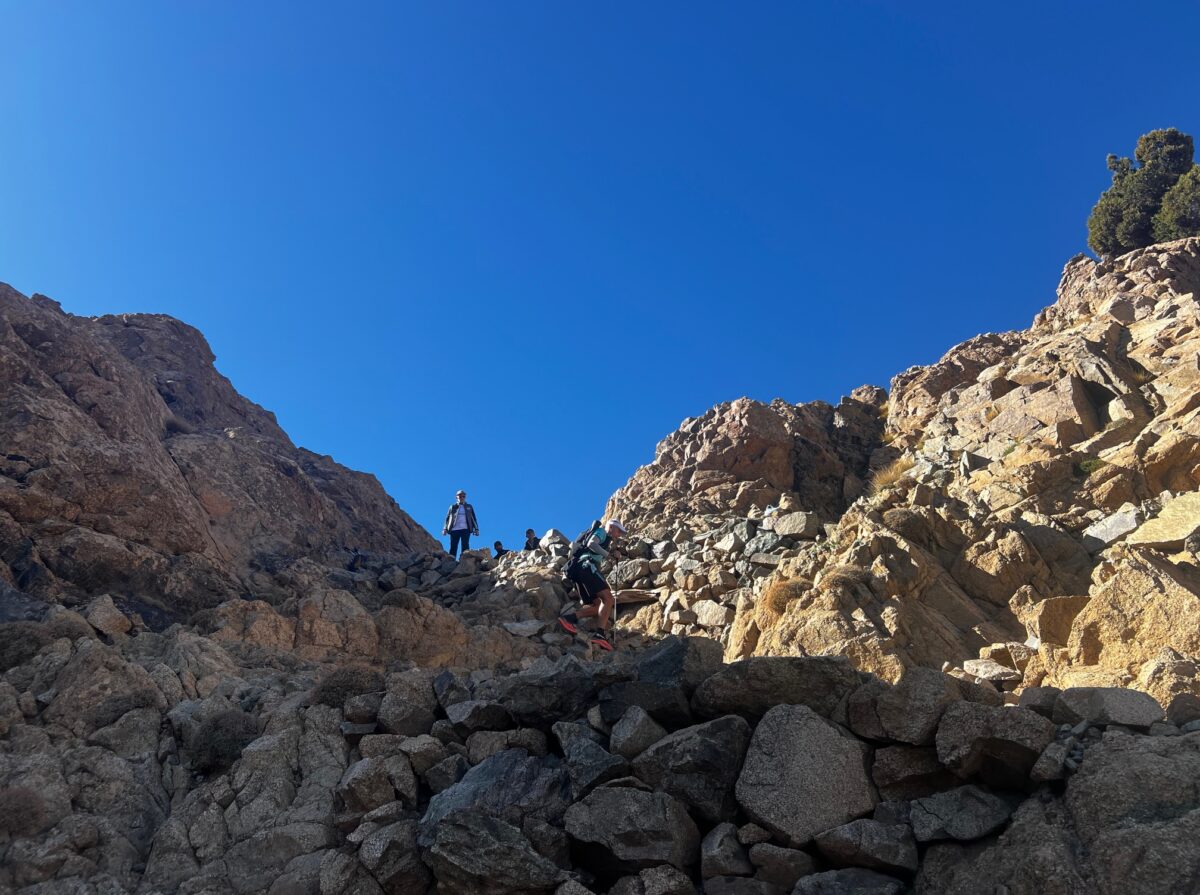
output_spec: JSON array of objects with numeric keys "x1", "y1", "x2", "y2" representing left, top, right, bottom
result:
[
  {"x1": 557, "y1": 612, "x2": 579, "y2": 635},
  {"x1": 590, "y1": 631, "x2": 614, "y2": 652}
]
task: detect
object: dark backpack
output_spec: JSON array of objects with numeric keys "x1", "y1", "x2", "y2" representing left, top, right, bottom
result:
[{"x1": 564, "y1": 519, "x2": 604, "y2": 578}]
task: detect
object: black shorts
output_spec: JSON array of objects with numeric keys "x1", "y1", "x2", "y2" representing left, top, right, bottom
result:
[{"x1": 568, "y1": 562, "x2": 609, "y2": 604}]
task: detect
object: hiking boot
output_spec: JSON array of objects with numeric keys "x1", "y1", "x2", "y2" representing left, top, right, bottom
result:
[
  {"x1": 557, "y1": 611, "x2": 580, "y2": 635},
  {"x1": 589, "y1": 630, "x2": 614, "y2": 652}
]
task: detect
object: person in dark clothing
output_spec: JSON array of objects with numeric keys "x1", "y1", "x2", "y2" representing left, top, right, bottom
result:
[
  {"x1": 557, "y1": 519, "x2": 626, "y2": 651},
  {"x1": 493, "y1": 541, "x2": 509, "y2": 559},
  {"x1": 524, "y1": 529, "x2": 539, "y2": 551},
  {"x1": 442, "y1": 490, "x2": 479, "y2": 559}
]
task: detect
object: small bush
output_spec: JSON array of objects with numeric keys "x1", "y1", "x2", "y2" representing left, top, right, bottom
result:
[
  {"x1": 762, "y1": 578, "x2": 809, "y2": 615},
  {"x1": 869, "y1": 457, "x2": 915, "y2": 496},
  {"x1": 0, "y1": 785, "x2": 49, "y2": 836},
  {"x1": 818, "y1": 565, "x2": 871, "y2": 594},
  {"x1": 46, "y1": 611, "x2": 96, "y2": 642},
  {"x1": 0, "y1": 622, "x2": 55, "y2": 672},
  {"x1": 1075, "y1": 458, "x2": 1108, "y2": 477},
  {"x1": 1129, "y1": 365, "x2": 1156, "y2": 386},
  {"x1": 190, "y1": 710, "x2": 259, "y2": 772},
  {"x1": 311, "y1": 665, "x2": 384, "y2": 708},
  {"x1": 882, "y1": 507, "x2": 927, "y2": 542}
]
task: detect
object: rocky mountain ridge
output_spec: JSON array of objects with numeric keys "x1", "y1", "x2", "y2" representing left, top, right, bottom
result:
[
  {"x1": 2, "y1": 240, "x2": 1200, "y2": 894},
  {"x1": 0, "y1": 284, "x2": 436, "y2": 618}
]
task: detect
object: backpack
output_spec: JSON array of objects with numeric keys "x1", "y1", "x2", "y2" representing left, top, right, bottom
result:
[{"x1": 564, "y1": 519, "x2": 604, "y2": 578}]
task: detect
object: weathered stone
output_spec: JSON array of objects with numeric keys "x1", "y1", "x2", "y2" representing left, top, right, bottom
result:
[
  {"x1": 338, "y1": 755, "x2": 417, "y2": 813},
  {"x1": 736, "y1": 704, "x2": 877, "y2": 846},
  {"x1": 749, "y1": 843, "x2": 816, "y2": 889},
  {"x1": 610, "y1": 705, "x2": 669, "y2": 759},
  {"x1": 419, "y1": 749, "x2": 570, "y2": 839},
  {"x1": 424, "y1": 811, "x2": 566, "y2": 894},
  {"x1": 792, "y1": 868, "x2": 905, "y2": 894},
  {"x1": 814, "y1": 820, "x2": 918, "y2": 875},
  {"x1": 377, "y1": 692, "x2": 436, "y2": 737},
  {"x1": 475, "y1": 655, "x2": 630, "y2": 726},
  {"x1": 701, "y1": 822, "x2": 753, "y2": 879},
  {"x1": 83, "y1": 594, "x2": 132, "y2": 637},
  {"x1": 703, "y1": 877, "x2": 781, "y2": 894},
  {"x1": 1051, "y1": 687, "x2": 1164, "y2": 728},
  {"x1": 425, "y1": 754, "x2": 469, "y2": 793},
  {"x1": 910, "y1": 785, "x2": 1015, "y2": 842},
  {"x1": 446, "y1": 699, "x2": 515, "y2": 733},
  {"x1": 848, "y1": 667, "x2": 997, "y2": 746},
  {"x1": 935, "y1": 702, "x2": 1054, "y2": 788},
  {"x1": 600, "y1": 680, "x2": 693, "y2": 728},
  {"x1": 464, "y1": 727, "x2": 546, "y2": 764},
  {"x1": 632, "y1": 715, "x2": 752, "y2": 822},
  {"x1": 694, "y1": 600, "x2": 736, "y2": 628},
  {"x1": 639, "y1": 864, "x2": 695, "y2": 895},
  {"x1": 961, "y1": 658, "x2": 1022, "y2": 685},
  {"x1": 1081, "y1": 504, "x2": 1144, "y2": 552},
  {"x1": 693, "y1": 656, "x2": 863, "y2": 722},
  {"x1": 1127, "y1": 491, "x2": 1200, "y2": 550},
  {"x1": 870, "y1": 745, "x2": 956, "y2": 800},
  {"x1": 358, "y1": 818, "x2": 430, "y2": 894},
  {"x1": 563, "y1": 737, "x2": 629, "y2": 796},
  {"x1": 1016, "y1": 686, "x2": 1060, "y2": 719},
  {"x1": 773, "y1": 511, "x2": 822, "y2": 539},
  {"x1": 1023, "y1": 595, "x2": 1090, "y2": 646},
  {"x1": 564, "y1": 786, "x2": 700, "y2": 872}
]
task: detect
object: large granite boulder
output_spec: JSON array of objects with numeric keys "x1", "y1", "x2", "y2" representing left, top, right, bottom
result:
[
  {"x1": 564, "y1": 786, "x2": 700, "y2": 872},
  {"x1": 735, "y1": 704, "x2": 877, "y2": 846},
  {"x1": 631, "y1": 715, "x2": 752, "y2": 821}
]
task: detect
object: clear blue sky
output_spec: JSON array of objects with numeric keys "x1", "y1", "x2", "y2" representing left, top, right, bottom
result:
[{"x1": 2, "y1": 2, "x2": 1197, "y2": 549}]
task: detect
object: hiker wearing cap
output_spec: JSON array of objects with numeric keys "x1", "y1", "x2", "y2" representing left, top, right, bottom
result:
[
  {"x1": 558, "y1": 519, "x2": 626, "y2": 652},
  {"x1": 442, "y1": 490, "x2": 479, "y2": 559}
]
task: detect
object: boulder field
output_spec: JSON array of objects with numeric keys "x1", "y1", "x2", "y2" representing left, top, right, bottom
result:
[{"x1": 3, "y1": 238, "x2": 1200, "y2": 892}]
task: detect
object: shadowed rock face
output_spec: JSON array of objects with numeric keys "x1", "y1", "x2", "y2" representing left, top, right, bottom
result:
[
  {"x1": 606, "y1": 388, "x2": 888, "y2": 538},
  {"x1": 0, "y1": 283, "x2": 437, "y2": 614}
]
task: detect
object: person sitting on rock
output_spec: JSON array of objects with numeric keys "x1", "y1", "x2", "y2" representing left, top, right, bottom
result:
[
  {"x1": 442, "y1": 490, "x2": 479, "y2": 559},
  {"x1": 524, "y1": 528, "x2": 539, "y2": 550},
  {"x1": 557, "y1": 519, "x2": 626, "y2": 652},
  {"x1": 493, "y1": 540, "x2": 509, "y2": 559}
]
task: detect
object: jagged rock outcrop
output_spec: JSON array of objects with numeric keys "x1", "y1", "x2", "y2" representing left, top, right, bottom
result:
[
  {"x1": 597, "y1": 239, "x2": 1200, "y2": 706},
  {"x1": 0, "y1": 284, "x2": 437, "y2": 616},
  {"x1": 606, "y1": 388, "x2": 887, "y2": 538}
]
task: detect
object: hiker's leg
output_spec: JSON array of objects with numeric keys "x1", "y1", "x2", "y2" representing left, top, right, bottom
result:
[
  {"x1": 576, "y1": 601, "x2": 599, "y2": 620},
  {"x1": 461, "y1": 532, "x2": 471, "y2": 553},
  {"x1": 450, "y1": 531, "x2": 464, "y2": 558},
  {"x1": 596, "y1": 589, "x2": 614, "y2": 628}
]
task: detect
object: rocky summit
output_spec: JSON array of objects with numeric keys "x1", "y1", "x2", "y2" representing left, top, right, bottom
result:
[{"x1": 2, "y1": 242, "x2": 1200, "y2": 894}]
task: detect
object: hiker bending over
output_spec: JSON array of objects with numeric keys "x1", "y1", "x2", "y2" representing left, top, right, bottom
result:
[
  {"x1": 443, "y1": 490, "x2": 479, "y2": 559},
  {"x1": 558, "y1": 519, "x2": 626, "y2": 652},
  {"x1": 524, "y1": 528, "x2": 539, "y2": 551}
]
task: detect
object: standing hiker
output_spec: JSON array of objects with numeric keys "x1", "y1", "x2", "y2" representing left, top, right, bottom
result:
[
  {"x1": 442, "y1": 490, "x2": 479, "y2": 559},
  {"x1": 557, "y1": 519, "x2": 626, "y2": 652}
]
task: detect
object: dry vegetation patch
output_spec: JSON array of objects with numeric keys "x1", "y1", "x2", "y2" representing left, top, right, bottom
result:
[
  {"x1": 762, "y1": 578, "x2": 810, "y2": 615},
  {"x1": 869, "y1": 456, "x2": 915, "y2": 495},
  {"x1": 311, "y1": 664, "x2": 384, "y2": 708}
]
